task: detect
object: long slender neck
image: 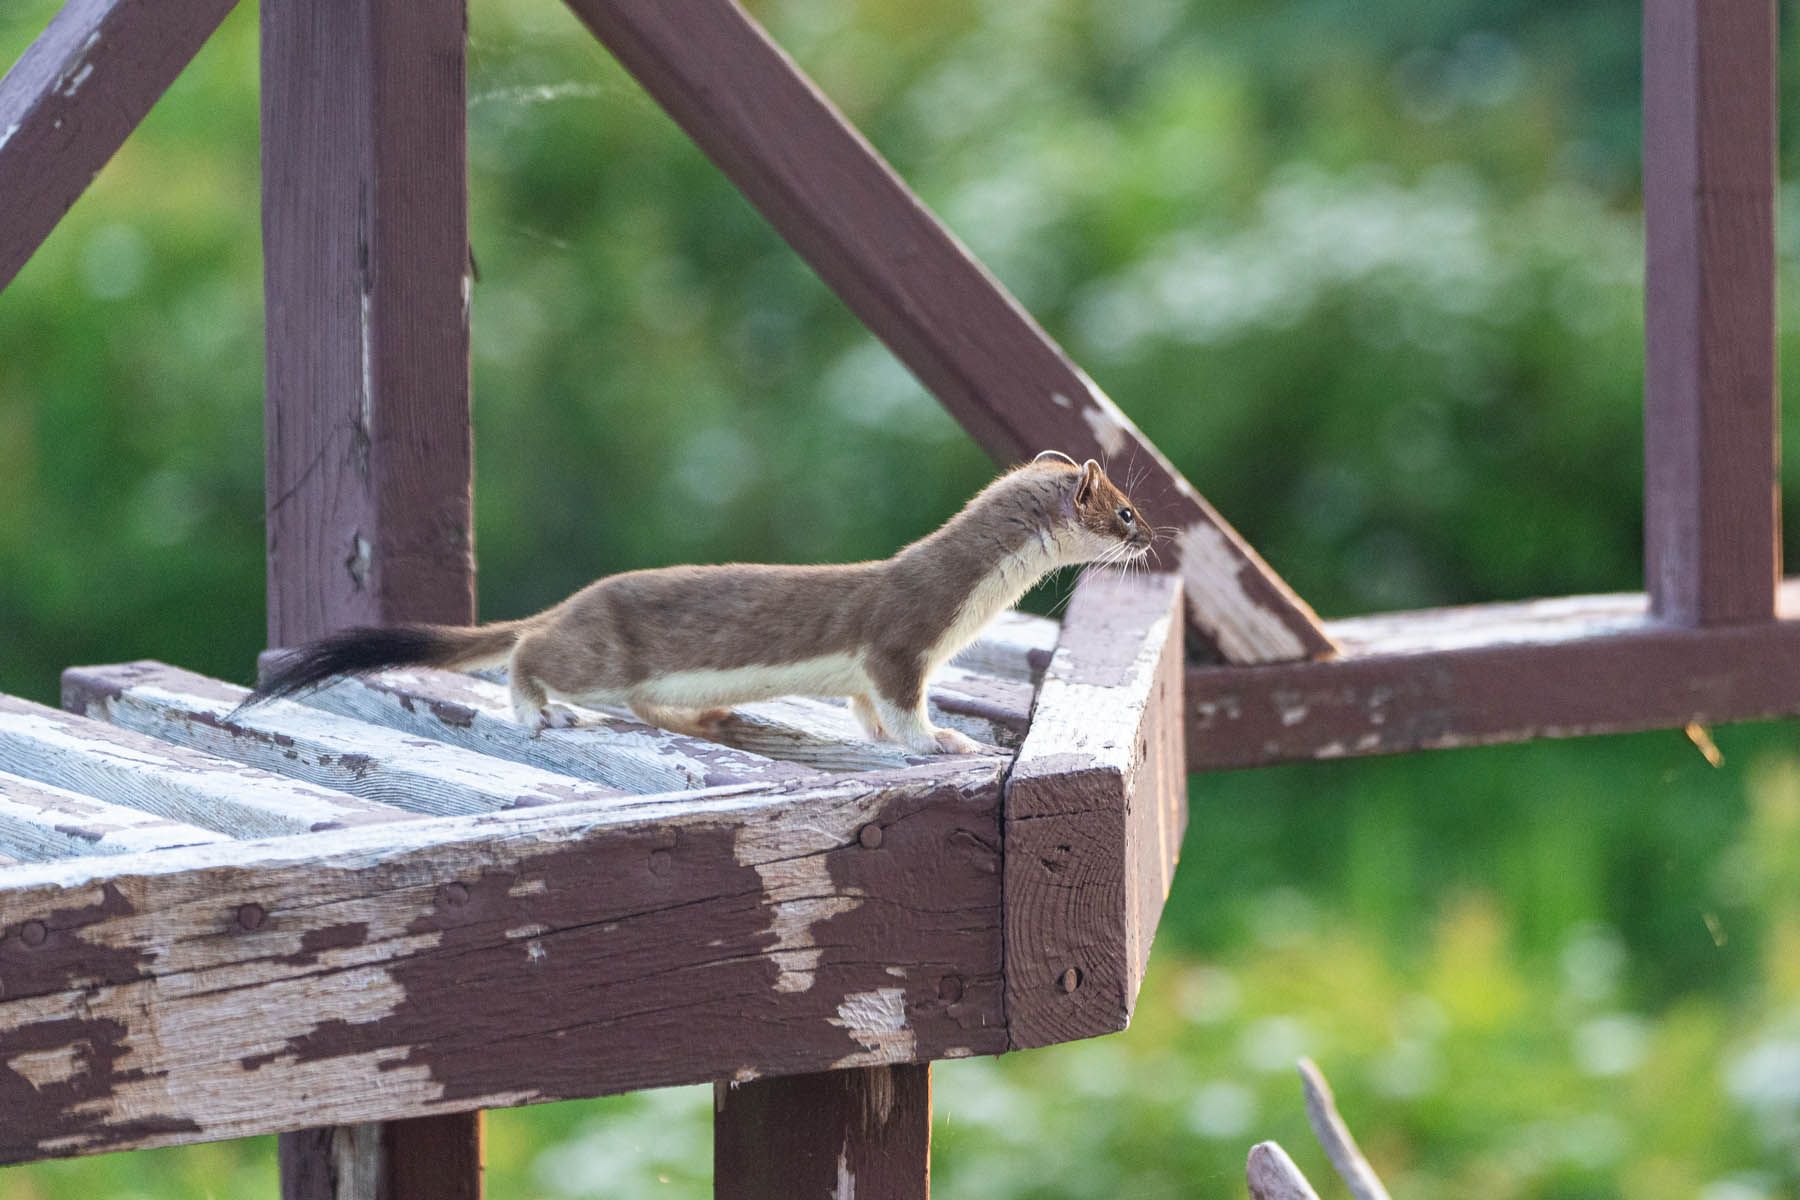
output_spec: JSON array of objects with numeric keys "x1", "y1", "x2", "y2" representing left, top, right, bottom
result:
[{"x1": 880, "y1": 466, "x2": 1077, "y2": 657}]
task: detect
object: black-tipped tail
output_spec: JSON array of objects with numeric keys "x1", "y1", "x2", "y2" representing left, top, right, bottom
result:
[{"x1": 236, "y1": 623, "x2": 510, "y2": 714}]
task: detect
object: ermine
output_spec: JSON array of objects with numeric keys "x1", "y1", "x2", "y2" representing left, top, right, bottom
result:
[{"x1": 242, "y1": 452, "x2": 1153, "y2": 754}]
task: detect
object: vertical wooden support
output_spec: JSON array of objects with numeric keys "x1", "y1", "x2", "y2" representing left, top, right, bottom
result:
[
  {"x1": 714, "y1": 1065, "x2": 931, "y2": 1200},
  {"x1": 1643, "y1": 0, "x2": 1780, "y2": 625},
  {"x1": 262, "y1": 0, "x2": 475, "y2": 647},
  {"x1": 261, "y1": 0, "x2": 477, "y2": 1194}
]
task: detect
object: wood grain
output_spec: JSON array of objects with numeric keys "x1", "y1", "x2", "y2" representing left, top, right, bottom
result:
[
  {"x1": 715, "y1": 1064, "x2": 930, "y2": 1200},
  {"x1": 0, "y1": 0, "x2": 237, "y2": 291},
  {"x1": 0, "y1": 760, "x2": 1005, "y2": 1164},
  {"x1": 0, "y1": 692, "x2": 407, "y2": 837},
  {"x1": 559, "y1": 0, "x2": 1331, "y2": 664},
  {"x1": 1247, "y1": 1143, "x2": 1322, "y2": 1200},
  {"x1": 65, "y1": 662, "x2": 630, "y2": 816},
  {"x1": 1003, "y1": 572, "x2": 1186, "y2": 1050},
  {"x1": 1187, "y1": 583, "x2": 1800, "y2": 770},
  {"x1": 0, "y1": 771, "x2": 230, "y2": 861},
  {"x1": 275, "y1": 663, "x2": 819, "y2": 791},
  {"x1": 260, "y1": 0, "x2": 474, "y2": 646},
  {"x1": 1643, "y1": 0, "x2": 1779, "y2": 625}
]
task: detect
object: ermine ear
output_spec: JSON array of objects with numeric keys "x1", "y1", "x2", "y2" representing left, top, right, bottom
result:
[
  {"x1": 1033, "y1": 449, "x2": 1078, "y2": 467},
  {"x1": 1076, "y1": 459, "x2": 1100, "y2": 505}
]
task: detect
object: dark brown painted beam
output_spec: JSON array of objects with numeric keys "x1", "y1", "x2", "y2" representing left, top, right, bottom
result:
[
  {"x1": 0, "y1": 0, "x2": 237, "y2": 292},
  {"x1": 715, "y1": 1065, "x2": 930, "y2": 1200},
  {"x1": 558, "y1": 0, "x2": 1332, "y2": 665},
  {"x1": 260, "y1": 0, "x2": 474, "y2": 1191},
  {"x1": 1643, "y1": 0, "x2": 1780, "y2": 625},
  {"x1": 261, "y1": 0, "x2": 474, "y2": 647},
  {"x1": 1187, "y1": 586, "x2": 1800, "y2": 771}
]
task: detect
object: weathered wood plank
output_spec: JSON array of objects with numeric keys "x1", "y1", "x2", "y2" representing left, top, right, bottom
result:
[
  {"x1": 0, "y1": 0, "x2": 238, "y2": 292},
  {"x1": 559, "y1": 0, "x2": 1331, "y2": 664},
  {"x1": 950, "y1": 611, "x2": 1058, "y2": 684},
  {"x1": 0, "y1": 693, "x2": 404, "y2": 837},
  {"x1": 278, "y1": 1119, "x2": 481, "y2": 1200},
  {"x1": 64, "y1": 662, "x2": 630, "y2": 817},
  {"x1": 278, "y1": 664, "x2": 820, "y2": 791},
  {"x1": 0, "y1": 760, "x2": 1006, "y2": 1164},
  {"x1": 0, "y1": 771, "x2": 231, "y2": 862},
  {"x1": 1004, "y1": 572, "x2": 1186, "y2": 1050},
  {"x1": 714, "y1": 1064, "x2": 930, "y2": 1200},
  {"x1": 260, "y1": 0, "x2": 473, "y2": 645},
  {"x1": 1643, "y1": 0, "x2": 1779, "y2": 625},
  {"x1": 1188, "y1": 584, "x2": 1800, "y2": 770}
]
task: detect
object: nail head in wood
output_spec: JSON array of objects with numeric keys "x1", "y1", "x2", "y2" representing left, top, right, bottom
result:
[
  {"x1": 237, "y1": 903, "x2": 266, "y2": 932},
  {"x1": 439, "y1": 882, "x2": 470, "y2": 908},
  {"x1": 938, "y1": 975, "x2": 964, "y2": 1003},
  {"x1": 648, "y1": 848, "x2": 673, "y2": 876},
  {"x1": 858, "y1": 822, "x2": 884, "y2": 849},
  {"x1": 18, "y1": 919, "x2": 47, "y2": 947}
]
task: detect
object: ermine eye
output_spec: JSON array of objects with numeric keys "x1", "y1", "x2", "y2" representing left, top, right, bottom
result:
[{"x1": 1118, "y1": 507, "x2": 1135, "y2": 524}]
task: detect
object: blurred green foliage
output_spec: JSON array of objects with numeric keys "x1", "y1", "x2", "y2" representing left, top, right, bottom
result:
[{"x1": 3, "y1": 0, "x2": 1799, "y2": 1196}]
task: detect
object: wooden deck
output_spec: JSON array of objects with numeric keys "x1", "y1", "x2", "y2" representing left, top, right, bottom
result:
[{"x1": 0, "y1": 575, "x2": 1186, "y2": 1167}]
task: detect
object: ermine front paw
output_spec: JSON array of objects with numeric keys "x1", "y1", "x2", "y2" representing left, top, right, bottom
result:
[
  {"x1": 932, "y1": 727, "x2": 990, "y2": 755},
  {"x1": 533, "y1": 705, "x2": 581, "y2": 734}
]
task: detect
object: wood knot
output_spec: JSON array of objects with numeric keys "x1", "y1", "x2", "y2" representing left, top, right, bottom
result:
[{"x1": 858, "y1": 823, "x2": 884, "y2": 850}]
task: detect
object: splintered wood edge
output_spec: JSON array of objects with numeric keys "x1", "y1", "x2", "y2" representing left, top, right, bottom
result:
[
  {"x1": 1002, "y1": 572, "x2": 1186, "y2": 1051},
  {"x1": 0, "y1": 759, "x2": 1007, "y2": 1164}
]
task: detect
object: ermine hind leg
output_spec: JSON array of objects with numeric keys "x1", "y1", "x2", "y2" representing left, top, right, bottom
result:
[
  {"x1": 850, "y1": 694, "x2": 889, "y2": 742},
  {"x1": 871, "y1": 694, "x2": 988, "y2": 755},
  {"x1": 630, "y1": 701, "x2": 732, "y2": 739}
]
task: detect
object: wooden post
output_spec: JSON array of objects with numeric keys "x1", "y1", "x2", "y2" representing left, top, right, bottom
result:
[
  {"x1": 1643, "y1": 0, "x2": 1780, "y2": 625},
  {"x1": 260, "y1": 0, "x2": 476, "y2": 1193},
  {"x1": 714, "y1": 1065, "x2": 931, "y2": 1200}
]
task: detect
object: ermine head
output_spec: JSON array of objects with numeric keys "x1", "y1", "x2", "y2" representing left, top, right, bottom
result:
[{"x1": 1030, "y1": 449, "x2": 1154, "y2": 565}]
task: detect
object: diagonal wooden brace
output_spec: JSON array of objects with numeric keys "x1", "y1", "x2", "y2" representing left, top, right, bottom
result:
[
  {"x1": 559, "y1": 0, "x2": 1335, "y2": 664},
  {"x1": 0, "y1": 0, "x2": 238, "y2": 293}
]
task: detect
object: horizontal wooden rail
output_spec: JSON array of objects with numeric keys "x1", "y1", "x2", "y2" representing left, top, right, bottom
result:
[
  {"x1": 0, "y1": 0, "x2": 237, "y2": 292},
  {"x1": 559, "y1": 0, "x2": 1333, "y2": 665},
  {"x1": 0, "y1": 761, "x2": 1007, "y2": 1164},
  {"x1": 1187, "y1": 583, "x2": 1800, "y2": 770}
]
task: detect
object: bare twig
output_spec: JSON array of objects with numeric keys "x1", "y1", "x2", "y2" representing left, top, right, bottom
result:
[
  {"x1": 1247, "y1": 1141, "x2": 1323, "y2": 1200},
  {"x1": 1298, "y1": 1058, "x2": 1392, "y2": 1200}
]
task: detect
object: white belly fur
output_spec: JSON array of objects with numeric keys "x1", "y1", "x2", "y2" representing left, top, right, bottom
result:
[{"x1": 594, "y1": 653, "x2": 872, "y2": 709}]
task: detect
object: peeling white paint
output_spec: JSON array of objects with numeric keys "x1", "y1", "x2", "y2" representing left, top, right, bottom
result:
[
  {"x1": 1314, "y1": 740, "x2": 1348, "y2": 759},
  {"x1": 1080, "y1": 404, "x2": 1129, "y2": 459},
  {"x1": 828, "y1": 988, "x2": 915, "y2": 1068},
  {"x1": 508, "y1": 878, "x2": 548, "y2": 897},
  {"x1": 1050, "y1": 391, "x2": 1073, "y2": 409},
  {"x1": 0, "y1": 122, "x2": 20, "y2": 153},
  {"x1": 1278, "y1": 703, "x2": 1309, "y2": 727},
  {"x1": 884, "y1": 965, "x2": 907, "y2": 977},
  {"x1": 943, "y1": 1046, "x2": 975, "y2": 1059},
  {"x1": 1174, "y1": 523, "x2": 1309, "y2": 662},
  {"x1": 358, "y1": 290, "x2": 374, "y2": 436},
  {"x1": 733, "y1": 1065, "x2": 759, "y2": 1082},
  {"x1": 835, "y1": 1145, "x2": 856, "y2": 1199},
  {"x1": 8, "y1": 1044, "x2": 84, "y2": 1089},
  {"x1": 734, "y1": 816, "x2": 862, "y2": 994}
]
